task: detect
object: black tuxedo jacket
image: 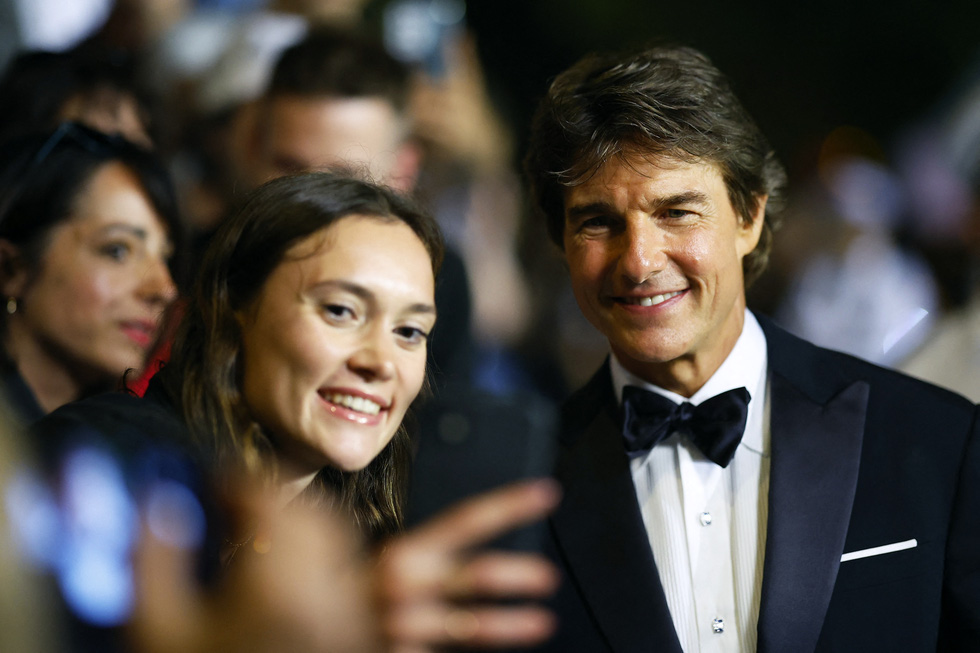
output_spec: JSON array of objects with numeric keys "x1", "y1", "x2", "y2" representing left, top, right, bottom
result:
[{"x1": 536, "y1": 316, "x2": 980, "y2": 652}]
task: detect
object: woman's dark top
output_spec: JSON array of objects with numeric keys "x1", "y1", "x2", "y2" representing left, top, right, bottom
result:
[
  {"x1": 31, "y1": 375, "x2": 195, "y2": 468},
  {"x1": 1, "y1": 364, "x2": 45, "y2": 424}
]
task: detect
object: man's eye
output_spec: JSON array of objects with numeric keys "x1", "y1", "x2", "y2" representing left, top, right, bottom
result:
[
  {"x1": 665, "y1": 209, "x2": 693, "y2": 219},
  {"x1": 579, "y1": 216, "x2": 612, "y2": 231}
]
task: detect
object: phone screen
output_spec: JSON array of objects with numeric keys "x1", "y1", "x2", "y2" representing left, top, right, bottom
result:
[{"x1": 405, "y1": 387, "x2": 557, "y2": 553}]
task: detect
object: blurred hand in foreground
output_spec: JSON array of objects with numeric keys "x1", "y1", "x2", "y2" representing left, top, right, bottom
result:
[
  {"x1": 127, "y1": 478, "x2": 560, "y2": 653},
  {"x1": 375, "y1": 479, "x2": 561, "y2": 653},
  {"x1": 129, "y1": 486, "x2": 383, "y2": 653}
]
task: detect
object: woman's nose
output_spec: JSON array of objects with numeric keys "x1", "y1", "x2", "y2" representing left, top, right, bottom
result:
[
  {"x1": 347, "y1": 327, "x2": 396, "y2": 382},
  {"x1": 137, "y1": 256, "x2": 177, "y2": 307}
]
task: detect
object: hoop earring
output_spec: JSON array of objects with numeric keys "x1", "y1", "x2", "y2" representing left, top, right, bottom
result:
[{"x1": 6, "y1": 297, "x2": 16, "y2": 315}]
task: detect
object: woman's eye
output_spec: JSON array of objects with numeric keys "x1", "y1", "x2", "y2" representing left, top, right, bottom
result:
[
  {"x1": 395, "y1": 326, "x2": 429, "y2": 345},
  {"x1": 322, "y1": 304, "x2": 355, "y2": 321},
  {"x1": 100, "y1": 242, "x2": 132, "y2": 262}
]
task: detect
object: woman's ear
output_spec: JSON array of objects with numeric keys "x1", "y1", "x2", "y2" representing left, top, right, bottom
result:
[{"x1": 0, "y1": 239, "x2": 28, "y2": 299}]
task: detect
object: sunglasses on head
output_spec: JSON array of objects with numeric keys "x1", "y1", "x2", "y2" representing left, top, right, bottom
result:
[
  {"x1": 28, "y1": 121, "x2": 149, "y2": 170},
  {"x1": 0, "y1": 122, "x2": 159, "y2": 234}
]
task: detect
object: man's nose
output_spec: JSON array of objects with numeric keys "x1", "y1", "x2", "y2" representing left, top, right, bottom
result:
[{"x1": 618, "y1": 220, "x2": 667, "y2": 284}]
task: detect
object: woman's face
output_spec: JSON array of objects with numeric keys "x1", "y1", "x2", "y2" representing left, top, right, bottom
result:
[
  {"x1": 238, "y1": 215, "x2": 436, "y2": 476},
  {"x1": 9, "y1": 161, "x2": 176, "y2": 384}
]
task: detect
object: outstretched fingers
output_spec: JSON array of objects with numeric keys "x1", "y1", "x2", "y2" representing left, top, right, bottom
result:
[
  {"x1": 403, "y1": 479, "x2": 561, "y2": 552},
  {"x1": 375, "y1": 478, "x2": 562, "y2": 651}
]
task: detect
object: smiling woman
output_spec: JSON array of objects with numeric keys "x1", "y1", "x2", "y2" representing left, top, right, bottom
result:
[
  {"x1": 161, "y1": 172, "x2": 443, "y2": 537},
  {"x1": 0, "y1": 122, "x2": 179, "y2": 421}
]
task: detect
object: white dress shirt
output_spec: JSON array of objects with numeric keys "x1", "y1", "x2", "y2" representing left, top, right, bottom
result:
[{"x1": 611, "y1": 309, "x2": 770, "y2": 652}]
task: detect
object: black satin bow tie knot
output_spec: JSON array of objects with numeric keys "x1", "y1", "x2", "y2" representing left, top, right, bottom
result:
[{"x1": 621, "y1": 386, "x2": 751, "y2": 467}]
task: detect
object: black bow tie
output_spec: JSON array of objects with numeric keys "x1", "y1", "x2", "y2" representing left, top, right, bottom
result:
[{"x1": 621, "y1": 386, "x2": 751, "y2": 467}]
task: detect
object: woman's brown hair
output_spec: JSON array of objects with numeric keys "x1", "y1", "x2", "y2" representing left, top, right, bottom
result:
[{"x1": 158, "y1": 171, "x2": 443, "y2": 541}]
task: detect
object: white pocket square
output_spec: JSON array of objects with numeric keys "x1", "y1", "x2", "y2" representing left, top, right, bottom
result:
[{"x1": 840, "y1": 538, "x2": 917, "y2": 562}]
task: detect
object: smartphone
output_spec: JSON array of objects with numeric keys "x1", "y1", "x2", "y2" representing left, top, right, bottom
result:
[{"x1": 405, "y1": 385, "x2": 557, "y2": 553}]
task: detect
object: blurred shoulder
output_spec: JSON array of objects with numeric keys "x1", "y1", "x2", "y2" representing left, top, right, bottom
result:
[
  {"x1": 31, "y1": 380, "x2": 193, "y2": 470},
  {"x1": 759, "y1": 313, "x2": 976, "y2": 423}
]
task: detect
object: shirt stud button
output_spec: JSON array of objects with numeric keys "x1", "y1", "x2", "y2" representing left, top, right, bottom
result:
[
  {"x1": 699, "y1": 511, "x2": 712, "y2": 526},
  {"x1": 712, "y1": 618, "x2": 724, "y2": 634}
]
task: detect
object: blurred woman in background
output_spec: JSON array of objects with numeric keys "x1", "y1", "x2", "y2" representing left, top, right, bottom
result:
[{"x1": 0, "y1": 121, "x2": 179, "y2": 421}]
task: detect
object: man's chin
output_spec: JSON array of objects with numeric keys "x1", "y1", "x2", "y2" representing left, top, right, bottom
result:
[{"x1": 609, "y1": 337, "x2": 690, "y2": 371}]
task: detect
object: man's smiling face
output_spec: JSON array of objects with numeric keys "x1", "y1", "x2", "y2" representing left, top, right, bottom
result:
[{"x1": 562, "y1": 155, "x2": 764, "y2": 395}]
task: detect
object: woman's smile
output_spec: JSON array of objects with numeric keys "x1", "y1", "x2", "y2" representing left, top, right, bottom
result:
[{"x1": 318, "y1": 387, "x2": 389, "y2": 425}]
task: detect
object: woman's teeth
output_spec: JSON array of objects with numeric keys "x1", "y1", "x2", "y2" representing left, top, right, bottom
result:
[{"x1": 327, "y1": 393, "x2": 381, "y2": 415}]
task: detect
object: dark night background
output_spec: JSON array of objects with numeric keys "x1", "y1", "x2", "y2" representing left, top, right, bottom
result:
[{"x1": 461, "y1": 0, "x2": 980, "y2": 180}]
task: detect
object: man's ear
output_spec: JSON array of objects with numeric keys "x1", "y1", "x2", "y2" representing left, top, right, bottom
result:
[
  {"x1": 736, "y1": 194, "x2": 768, "y2": 258},
  {"x1": 0, "y1": 240, "x2": 28, "y2": 300},
  {"x1": 387, "y1": 139, "x2": 423, "y2": 195}
]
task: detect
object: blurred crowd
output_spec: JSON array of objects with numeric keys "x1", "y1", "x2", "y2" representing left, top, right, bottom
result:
[{"x1": 0, "y1": 0, "x2": 976, "y2": 651}]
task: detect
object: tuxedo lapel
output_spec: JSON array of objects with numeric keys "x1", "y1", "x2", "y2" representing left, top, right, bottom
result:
[
  {"x1": 756, "y1": 331, "x2": 869, "y2": 653},
  {"x1": 551, "y1": 368, "x2": 683, "y2": 653}
]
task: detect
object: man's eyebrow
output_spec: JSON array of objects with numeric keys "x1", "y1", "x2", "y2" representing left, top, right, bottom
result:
[
  {"x1": 565, "y1": 191, "x2": 713, "y2": 222},
  {"x1": 650, "y1": 190, "x2": 712, "y2": 208},
  {"x1": 565, "y1": 201, "x2": 617, "y2": 222}
]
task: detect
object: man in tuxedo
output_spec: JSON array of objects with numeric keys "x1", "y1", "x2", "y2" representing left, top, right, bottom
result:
[{"x1": 523, "y1": 44, "x2": 980, "y2": 652}]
